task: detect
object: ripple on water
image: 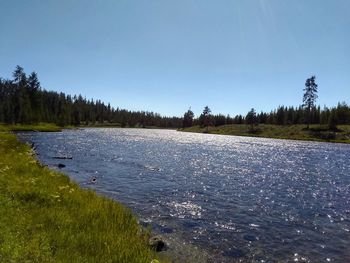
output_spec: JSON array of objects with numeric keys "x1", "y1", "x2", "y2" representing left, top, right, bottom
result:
[{"x1": 168, "y1": 201, "x2": 203, "y2": 219}]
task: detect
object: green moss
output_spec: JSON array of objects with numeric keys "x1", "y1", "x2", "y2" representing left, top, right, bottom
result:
[
  {"x1": 181, "y1": 124, "x2": 350, "y2": 143},
  {"x1": 0, "y1": 128, "x2": 158, "y2": 262}
]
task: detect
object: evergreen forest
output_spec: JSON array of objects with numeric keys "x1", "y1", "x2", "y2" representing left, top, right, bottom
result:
[{"x1": 1, "y1": 66, "x2": 350, "y2": 129}]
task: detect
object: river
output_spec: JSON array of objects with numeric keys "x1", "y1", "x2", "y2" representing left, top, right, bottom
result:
[{"x1": 18, "y1": 128, "x2": 350, "y2": 262}]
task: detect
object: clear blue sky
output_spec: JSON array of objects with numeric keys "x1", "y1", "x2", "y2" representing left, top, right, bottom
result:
[{"x1": 0, "y1": 0, "x2": 349, "y2": 117}]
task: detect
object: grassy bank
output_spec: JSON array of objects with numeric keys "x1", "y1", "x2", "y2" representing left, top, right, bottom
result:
[
  {"x1": 0, "y1": 127, "x2": 158, "y2": 262},
  {"x1": 0, "y1": 123, "x2": 64, "y2": 132},
  {"x1": 181, "y1": 124, "x2": 350, "y2": 143},
  {"x1": 0, "y1": 123, "x2": 176, "y2": 132}
]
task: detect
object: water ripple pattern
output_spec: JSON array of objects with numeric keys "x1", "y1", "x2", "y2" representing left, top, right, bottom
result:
[{"x1": 18, "y1": 128, "x2": 350, "y2": 262}]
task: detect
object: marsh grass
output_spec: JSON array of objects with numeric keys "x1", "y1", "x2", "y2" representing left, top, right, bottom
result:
[
  {"x1": 181, "y1": 124, "x2": 350, "y2": 143},
  {"x1": 0, "y1": 129, "x2": 157, "y2": 262}
]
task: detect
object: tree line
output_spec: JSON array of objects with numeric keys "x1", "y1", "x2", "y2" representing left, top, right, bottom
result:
[
  {"x1": 1, "y1": 67, "x2": 349, "y2": 129},
  {"x1": 184, "y1": 76, "x2": 350, "y2": 129},
  {"x1": 186, "y1": 102, "x2": 350, "y2": 129},
  {"x1": 0, "y1": 66, "x2": 182, "y2": 127}
]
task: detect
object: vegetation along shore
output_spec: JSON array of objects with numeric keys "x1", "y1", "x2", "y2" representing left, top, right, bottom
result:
[
  {"x1": 0, "y1": 124, "x2": 163, "y2": 262},
  {"x1": 180, "y1": 124, "x2": 350, "y2": 144}
]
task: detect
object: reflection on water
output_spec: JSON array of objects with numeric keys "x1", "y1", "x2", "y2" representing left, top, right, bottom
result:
[{"x1": 18, "y1": 128, "x2": 350, "y2": 262}]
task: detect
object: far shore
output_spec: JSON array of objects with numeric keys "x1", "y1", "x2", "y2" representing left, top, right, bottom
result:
[
  {"x1": 2, "y1": 122, "x2": 350, "y2": 144},
  {"x1": 0, "y1": 123, "x2": 178, "y2": 132},
  {"x1": 180, "y1": 124, "x2": 350, "y2": 144}
]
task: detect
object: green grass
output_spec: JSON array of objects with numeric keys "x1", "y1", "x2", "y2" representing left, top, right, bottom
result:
[
  {"x1": 181, "y1": 124, "x2": 350, "y2": 143},
  {"x1": 0, "y1": 128, "x2": 159, "y2": 262},
  {"x1": 0, "y1": 123, "x2": 63, "y2": 132}
]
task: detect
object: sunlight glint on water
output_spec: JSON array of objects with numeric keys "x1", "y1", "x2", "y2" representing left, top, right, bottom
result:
[{"x1": 19, "y1": 128, "x2": 350, "y2": 262}]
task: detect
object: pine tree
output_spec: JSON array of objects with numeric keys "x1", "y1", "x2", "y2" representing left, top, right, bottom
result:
[
  {"x1": 199, "y1": 106, "x2": 212, "y2": 132},
  {"x1": 27, "y1": 72, "x2": 41, "y2": 123},
  {"x1": 12, "y1": 65, "x2": 25, "y2": 84},
  {"x1": 182, "y1": 108, "x2": 194, "y2": 128},
  {"x1": 303, "y1": 76, "x2": 318, "y2": 129},
  {"x1": 246, "y1": 108, "x2": 258, "y2": 131},
  {"x1": 328, "y1": 110, "x2": 338, "y2": 131}
]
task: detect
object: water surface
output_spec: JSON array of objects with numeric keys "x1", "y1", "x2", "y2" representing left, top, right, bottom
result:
[{"x1": 19, "y1": 128, "x2": 350, "y2": 262}]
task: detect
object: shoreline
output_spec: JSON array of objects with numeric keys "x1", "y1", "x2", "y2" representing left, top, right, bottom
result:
[
  {"x1": 0, "y1": 123, "x2": 178, "y2": 132},
  {"x1": 0, "y1": 125, "x2": 162, "y2": 262},
  {"x1": 3, "y1": 123, "x2": 349, "y2": 144},
  {"x1": 179, "y1": 124, "x2": 350, "y2": 144}
]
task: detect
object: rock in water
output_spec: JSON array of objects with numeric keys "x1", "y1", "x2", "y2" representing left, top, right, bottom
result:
[
  {"x1": 58, "y1": 163, "x2": 66, "y2": 168},
  {"x1": 149, "y1": 236, "x2": 166, "y2": 252},
  {"x1": 53, "y1": 156, "x2": 73, "y2": 159},
  {"x1": 90, "y1": 177, "x2": 97, "y2": 183}
]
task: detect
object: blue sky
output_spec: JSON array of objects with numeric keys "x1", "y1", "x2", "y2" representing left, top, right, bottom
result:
[{"x1": 0, "y1": 0, "x2": 349, "y2": 117}]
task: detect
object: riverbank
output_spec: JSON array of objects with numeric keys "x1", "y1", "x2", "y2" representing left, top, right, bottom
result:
[
  {"x1": 0, "y1": 126, "x2": 160, "y2": 262},
  {"x1": 0, "y1": 123, "x2": 177, "y2": 132},
  {"x1": 0, "y1": 123, "x2": 64, "y2": 132},
  {"x1": 180, "y1": 124, "x2": 350, "y2": 143}
]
